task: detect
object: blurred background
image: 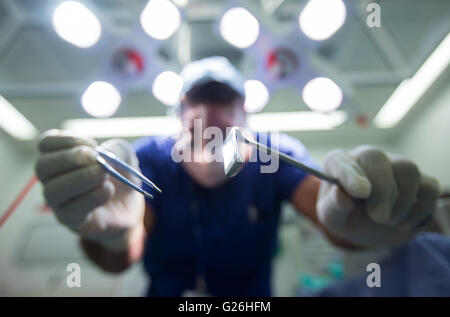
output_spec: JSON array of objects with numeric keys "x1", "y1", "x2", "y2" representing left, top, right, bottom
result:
[{"x1": 0, "y1": 0, "x2": 449, "y2": 296}]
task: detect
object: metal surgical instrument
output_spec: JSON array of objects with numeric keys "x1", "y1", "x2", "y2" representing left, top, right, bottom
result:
[
  {"x1": 222, "y1": 127, "x2": 341, "y2": 186},
  {"x1": 95, "y1": 146, "x2": 162, "y2": 199}
]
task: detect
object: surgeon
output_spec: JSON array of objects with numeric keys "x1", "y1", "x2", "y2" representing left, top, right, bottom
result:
[{"x1": 35, "y1": 57, "x2": 440, "y2": 296}]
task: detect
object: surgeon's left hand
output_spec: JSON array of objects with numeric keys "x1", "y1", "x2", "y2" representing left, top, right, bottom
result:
[{"x1": 316, "y1": 145, "x2": 440, "y2": 248}]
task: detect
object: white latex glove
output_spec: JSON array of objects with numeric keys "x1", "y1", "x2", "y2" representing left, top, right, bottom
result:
[
  {"x1": 35, "y1": 130, "x2": 145, "y2": 251},
  {"x1": 316, "y1": 145, "x2": 440, "y2": 248}
]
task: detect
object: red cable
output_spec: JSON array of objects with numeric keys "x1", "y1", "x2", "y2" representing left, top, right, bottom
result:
[{"x1": 0, "y1": 176, "x2": 38, "y2": 230}]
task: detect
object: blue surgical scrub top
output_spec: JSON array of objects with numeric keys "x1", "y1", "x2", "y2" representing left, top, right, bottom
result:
[{"x1": 133, "y1": 132, "x2": 317, "y2": 297}]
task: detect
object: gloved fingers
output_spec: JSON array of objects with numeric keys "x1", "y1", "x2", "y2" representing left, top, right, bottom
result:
[
  {"x1": 398, "y1": 175, "x2": 440, "y2": 231},
  {"x1": 350, "y1": 145, "x2": 398, "y2": 224},
  {"x1": 35, "y1": 146, "x2": 98, "y2": 183},
  {"x1": 38, "y1": 129, "x2": 96, "y2": 153},
  {"x1": 387, "y1": 157, "x2": 421, "y2": 226},
  {"x1": 316, "y1": 182, "x2": 355, "y2": 229},
  {"x1": 100, "y1": 139, "x2": 139, "y2": 167},
  {"x1": 55, "y1": 181, "x2": 115, "y2": 229},
  {"x1": 99, "y1": 139, "x2": 141, "y2": 194},
  {"x1": 44, "y1": 164, "x2": 108, "y2": 208},
  {"x1": 323, "y1": 149, "x2": 371, "y2": 199}
]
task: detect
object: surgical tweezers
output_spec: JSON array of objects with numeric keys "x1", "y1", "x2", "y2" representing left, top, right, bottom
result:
[{"x1": 95, "y1": 146, "x2": 162, "y2": 199}]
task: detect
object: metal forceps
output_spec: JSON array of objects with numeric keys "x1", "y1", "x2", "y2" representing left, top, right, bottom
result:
[
  {"x1": 95, "y1": 146, "x2": 162, "y2": 199},
  {"x1": 223, "y1": 127, "x2": 341, "y2": 187}
]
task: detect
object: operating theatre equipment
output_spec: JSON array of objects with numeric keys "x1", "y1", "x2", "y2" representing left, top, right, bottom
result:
[
  {"x1": 95, "y1": 146, "x2": 161, "y2": 199},
  {"x1": 223, "y1": 127, "x2": 340, "y2": 186}
]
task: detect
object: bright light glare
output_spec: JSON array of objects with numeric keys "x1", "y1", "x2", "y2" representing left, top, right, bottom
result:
[
  {"x1": 248, "y1": 111, "x2": 347, "y2": 132},
  {"x1": 220, "y1": 7, "x2": 260, "y2": 48},
  {"x1": 374, "y1": 33, "x2": 450, "y2": 129},
  {"x1": 63, "y1": 116, "x2": 182, "y2": 138},
  {"x1": 222, "y1": 139, "x2": 236, "y2": 168},
  {"x1": 140, "y1": 0, "x2": 181, "y2": 40},
  {"x1": 299, "y1": 0, "x2": 346, "y2": 41},
  {"x1": 302, "y1": 77, "x2": 343, "y2": 112},
  {"x1": 0, "y1": 95, "x2": 38, "y2": 140},
  {"x1": 52, "y1": 1, "x2": 101, "y2": 48},
  {"x1": 62, "y1": 111, "x2": 347, "y2": 138},
  {"x1": 152, "y1": 71, "x2": 184, "y2": 106},
  {"x1": 173, "y1": 0, "x2": 189, "y2": 7},
  {"x1": 244, "y1": 80, "x2": 269, "y2": 113},
  {"x1": 81, "y1": 81, "x2": 121, "y2": 118}
]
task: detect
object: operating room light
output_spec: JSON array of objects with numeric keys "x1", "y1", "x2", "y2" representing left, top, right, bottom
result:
[
  {"x1": 244, "y1": 80, "x2": 270, "y2": 113},
  {"x1": 172, "y1": 0, "x2": 189, "y2": 7},
  {"x1": 152, "y1": 71, "x2": 184, "y2": 106},
  {"x1": 140, "y1": 0, "x2": 181, "y2": 40},
  {"x1": 63, "y1": 116, "x2": 182, "y2": 138},
  {"x1": 299, "y1": 0, "x2": 346, "y2": 41},
  {"x1": 220, "y1": 7, "x2": 260, "y2": 49},
  {"x1": 81, "y1": 81, "x2": 121, "y2": 118},
  {"x1": 52, "y1": 1, "x2": 102, "y2": 48},
  {"x1": 62, "y1": 110, "x2": 347, "y2": 138},
  {"x1": 0, "y1": 95, "x2": 38, "y2": 141},
  {"x1": 248, "y1": 110, "x2": 347, "y2": 131},
  {"x1": 374, "y1": 33, "x2": 450, "y2": 129},
  {"x1": 302, "y1": 77, "x2": 343, "y2": 112}
]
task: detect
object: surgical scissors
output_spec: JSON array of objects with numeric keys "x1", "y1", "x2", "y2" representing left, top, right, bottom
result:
[{"x1": 95, "y1": 146, "x2": 162, "y2": 199}]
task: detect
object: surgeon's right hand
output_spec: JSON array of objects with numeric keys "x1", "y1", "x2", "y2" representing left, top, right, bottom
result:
[{"x1": 35, "y1": 130, "x2": 145, "y2": 252}]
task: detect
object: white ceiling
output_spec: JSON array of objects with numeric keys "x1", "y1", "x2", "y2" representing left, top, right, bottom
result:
[{"x1": 0, "y1": 0, "x2": 449, "y2": 145}]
